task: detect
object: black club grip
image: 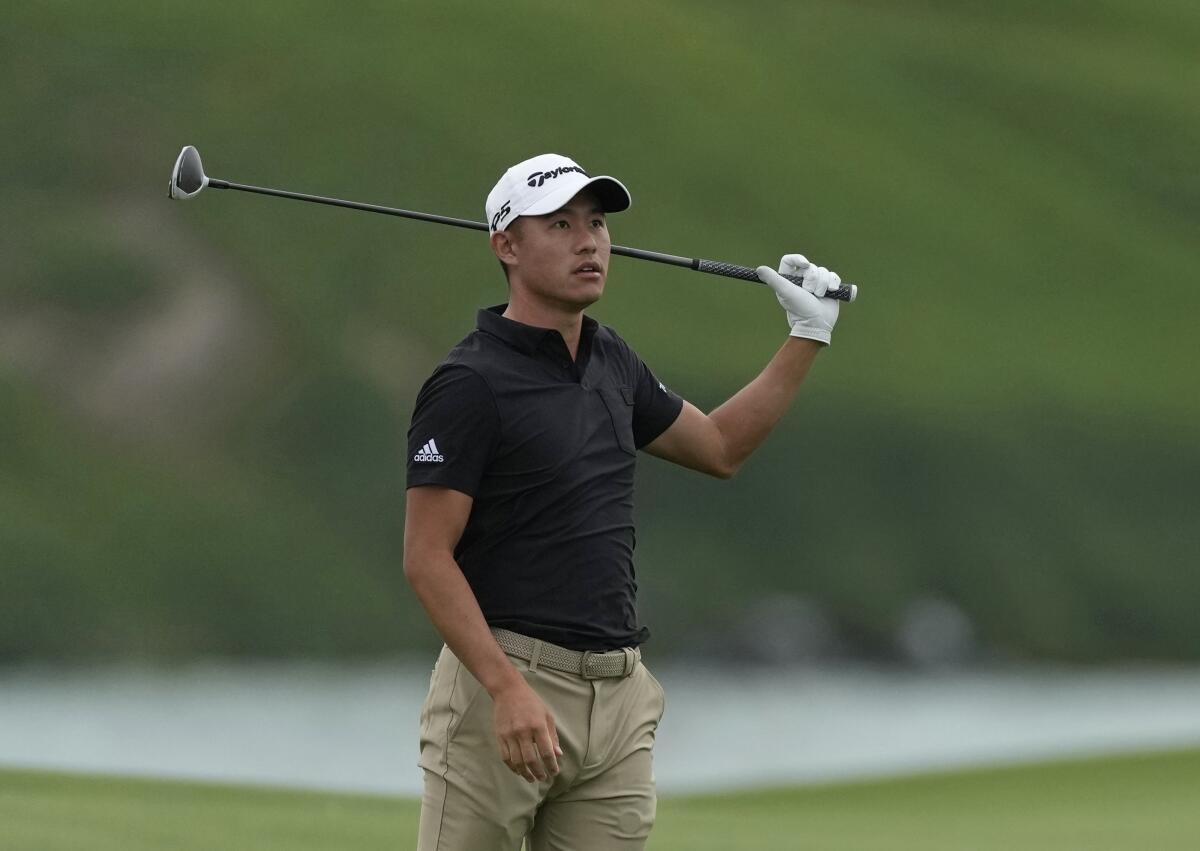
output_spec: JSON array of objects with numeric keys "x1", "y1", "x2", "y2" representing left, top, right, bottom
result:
[{"x1": 696, "y1": 259, "x2": 857, "y2": 302}]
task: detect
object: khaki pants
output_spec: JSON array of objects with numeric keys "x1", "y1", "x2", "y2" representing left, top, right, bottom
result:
[{"x1": 417, "y1": 642, "x2": 666, "y2": 850}]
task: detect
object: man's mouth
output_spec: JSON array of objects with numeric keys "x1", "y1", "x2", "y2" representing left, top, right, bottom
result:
[{"x1": 574, "y1": 261, "x2": 603, "y2": 277}]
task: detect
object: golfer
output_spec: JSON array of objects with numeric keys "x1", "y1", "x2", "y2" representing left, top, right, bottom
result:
[{"x1": 404, "y1": 153, "x2": 842, "y2": 850}]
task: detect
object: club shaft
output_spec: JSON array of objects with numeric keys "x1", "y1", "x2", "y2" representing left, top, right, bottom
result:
[
  {"x1": 207, "y1": 178, "x2": 855, "y2": 301},
  {"x1": 209, "y1": 179, "x2": 488, "y2": 233}
]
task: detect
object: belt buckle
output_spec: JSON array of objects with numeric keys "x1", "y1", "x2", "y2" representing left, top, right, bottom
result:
[
  {"x1": 580, "y1": 649, "x2": 637, "y2": 679},
  {"x1": 580, "y1": 650, "x2": 602, "y2": 680}
]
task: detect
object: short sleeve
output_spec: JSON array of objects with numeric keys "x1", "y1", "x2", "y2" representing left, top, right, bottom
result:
[
  {"x1": 631, "y1": 357, "x2": 684, "y2": 448},
  {"x1": 407, "y1": 365, "x2": 500, "y2": 496}
]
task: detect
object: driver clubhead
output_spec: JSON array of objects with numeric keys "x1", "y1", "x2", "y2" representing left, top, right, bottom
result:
[{"x1": 169, "y1": 145, "x2": 208, "y2": 199}]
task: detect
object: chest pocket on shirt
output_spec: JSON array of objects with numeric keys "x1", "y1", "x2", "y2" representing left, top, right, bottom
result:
[{"x1": 598, "y1": 386, "x2": 637, "y2": 455}]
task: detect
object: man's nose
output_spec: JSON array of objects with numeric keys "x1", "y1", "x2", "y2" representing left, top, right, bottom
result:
[{"x1": 576, "y1": 230, "x2": 598, "y2": 252}]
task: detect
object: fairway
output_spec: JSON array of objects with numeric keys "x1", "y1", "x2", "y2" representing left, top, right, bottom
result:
[{"x1": 3, "y1": 748, "x2": 1198, "y2": 850}]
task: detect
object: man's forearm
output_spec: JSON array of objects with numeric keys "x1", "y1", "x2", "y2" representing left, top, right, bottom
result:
[
  {"x1": 404, "y1": 553, "x2": 523, "y2": 697},
  {"x1": 708, "y1": 336, "x2": 822, "y2": 471}
]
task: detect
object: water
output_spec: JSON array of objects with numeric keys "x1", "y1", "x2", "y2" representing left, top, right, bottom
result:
[{"x1": 2, "y1": 661, "x2": 1199, "y2": 795}]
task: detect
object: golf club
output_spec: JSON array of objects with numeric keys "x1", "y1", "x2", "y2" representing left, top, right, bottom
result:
[{"x1": 169, "y1": 146, "x2": 857, "y2": 302}]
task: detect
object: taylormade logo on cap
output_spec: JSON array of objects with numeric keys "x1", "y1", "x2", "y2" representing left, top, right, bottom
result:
[
  {"x1": 526, "y1": 165, "x2": 586, "y2": 188},
  {"x1": 485, "y1": 153, "x2": 632, "y2": 233}
]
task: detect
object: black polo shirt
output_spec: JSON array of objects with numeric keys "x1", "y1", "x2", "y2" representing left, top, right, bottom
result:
[{"x1": 406, "y1": 305, "x2": 683, "y2": 651}]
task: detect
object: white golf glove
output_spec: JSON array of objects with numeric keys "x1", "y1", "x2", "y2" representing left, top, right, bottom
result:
[{"x1": 755, "y1": 254, "x2": 841, "y2": 345}]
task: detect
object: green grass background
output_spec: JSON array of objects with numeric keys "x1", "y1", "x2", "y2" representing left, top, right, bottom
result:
[
  {"x1": 2, "y1": 1, "x2": 1198, "y2": 661},
  {"x1": 4, "y1": 748, "x2": 1199, "y2": 850}
]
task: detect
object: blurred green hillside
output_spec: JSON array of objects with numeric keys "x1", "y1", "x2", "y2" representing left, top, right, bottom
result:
[{"x1": 3, "y1": 1, "x2": 1197, "y2": 661}]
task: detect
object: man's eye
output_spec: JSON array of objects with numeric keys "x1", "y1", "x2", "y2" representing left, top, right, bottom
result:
[
  {"x1": 592, "y1": 219, "x2": 606, "y2": 228},
  {"x1": 553, "y1": 220, "x2": 569, "y2": 229}
]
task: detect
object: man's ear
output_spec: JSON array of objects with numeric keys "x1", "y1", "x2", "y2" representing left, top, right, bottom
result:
[{"x1": 491, "y1": 228, "x2": 518, "y2": 266}]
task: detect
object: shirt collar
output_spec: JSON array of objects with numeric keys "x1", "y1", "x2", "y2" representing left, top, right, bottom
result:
[{"x1": 477, "y1": 305, "x2": 599, "y2": 358}]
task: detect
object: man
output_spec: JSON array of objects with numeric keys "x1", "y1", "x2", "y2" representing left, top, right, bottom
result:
[{"x1": 404, "y1": 153, "x2": 842, "y2": 850}]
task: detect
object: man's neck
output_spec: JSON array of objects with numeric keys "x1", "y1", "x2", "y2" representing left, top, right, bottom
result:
[{"x1": 502, "y1": 294, "x2": 586, "y2": 359}]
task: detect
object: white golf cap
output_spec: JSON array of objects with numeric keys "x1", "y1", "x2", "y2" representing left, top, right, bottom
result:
[{"x1": 485, "y1": 153, "x2": 631, "y2": 233}]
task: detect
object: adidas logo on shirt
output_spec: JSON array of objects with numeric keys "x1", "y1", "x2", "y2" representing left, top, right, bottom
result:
[{"x1": 413, "y1": 438, "x2": 444, "y2": 463}]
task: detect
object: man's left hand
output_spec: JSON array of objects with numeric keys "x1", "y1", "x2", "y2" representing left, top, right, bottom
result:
[{"x1": 756, "y1": 254, "x2": 841, "y2": 345}]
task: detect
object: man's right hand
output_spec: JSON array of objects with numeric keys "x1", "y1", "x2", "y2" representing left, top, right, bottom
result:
[{"x1": 492, "y1": 676, "x2": 562, "y2": 783}]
